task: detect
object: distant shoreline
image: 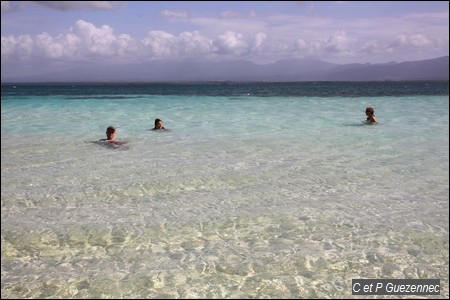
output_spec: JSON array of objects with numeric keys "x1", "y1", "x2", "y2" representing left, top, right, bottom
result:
[
  {"x1": 2, "y1": 79, "x2": 449, "y2": 85},
  {"x1": 2, "y1": 56, "x2": 448, "y2": 84}
]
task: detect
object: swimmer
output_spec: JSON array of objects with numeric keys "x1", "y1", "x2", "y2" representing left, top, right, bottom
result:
[
  {"x1": 152, "y1": 118, "x2": 168, "y2": 130},
  {"x1": 365, "y1": 106, "x2": 377, "y2": 124},
  {"x1": 99, "y1": 126, "x2": 126, "y2": 145}
]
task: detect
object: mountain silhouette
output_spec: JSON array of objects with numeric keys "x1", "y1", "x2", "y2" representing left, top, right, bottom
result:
[{"x1": 2, "y1": 56, "x2": 448, "y2": 82}]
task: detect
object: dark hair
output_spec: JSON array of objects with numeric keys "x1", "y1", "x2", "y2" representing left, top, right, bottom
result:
[
  {"x1": 365, "y1": 106, "x2": 375, "y2": 114},
  {"x1": 106, "y1": 126, "x2": 116, "y2": 133},
  {"x1": 154, "y1": 119, "x2": 162, "y2": 126}
]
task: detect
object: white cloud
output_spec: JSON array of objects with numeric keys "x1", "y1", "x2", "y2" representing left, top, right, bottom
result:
[
  {"x1": 1, "y1": 20, "x2": 141, "y2": 63},
  {"x1": 1, "y1": 36, "x2": 18, "y2": 56},
  {"x1": 294, "y1": 38, "x2": 321, "y2": 57},
  {"x1": 220, "y1": 11, "x2": 247, "y2": 19},
  {"x1": 73, "y1": 20, "x2": 117, "y2": 56},
  {"x1": 142, "y1": 30, "x2": 176, "y2": 57},
  {"x1": 33, "y1": 30, "x2": 81, "y2": 59},
  {"x1": 402, "y1": 34, "x2": 433, "y2": 47},
  {"x1": 1, "y1": 11, "x2": 448, "y2": 68},
  {"x1": 190, "y1": 14, "x2": 265, "y2": 37},
  {"x1": 1, "y1": 35, "x2": 34, "y2": 58},
  {"x1": 252, "y1": 32, "x2": 267, "y2": 51},
  {"x1": 391, "y1": 33, "x2": 440, "y2": 53},
  {"x1": 358, "y1": 32, "x2": 446, "y2": 59},
  {"x1": 214, "y1": 31, "x2": 249, "y2": 56},
  {"x1": 359, "y1": 40, "x2": 393, "y2": 54},
  {"x1": 35, "y1": 32, "x2": 65, "y2": 58},
  {"x1": 290, "y1": 30, "x2": 357, "y2": 59},
  {"x1": 248, "y1": 32, "x2": 289, "y2": 62},
  {"x1": 142, "y1": 30, "x2": 216, "y2": 60},
  {"x1": 160, "y1": 10, "x2": 188, "y2": 19},
  {"x1": 324, "y1": 30, "x2": 355, "y2": 55},
  {"x1": 176, "y1": 31, "x2": 215, "y2": 58}
]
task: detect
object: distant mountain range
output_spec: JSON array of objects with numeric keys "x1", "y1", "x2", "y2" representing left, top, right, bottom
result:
[{"x1": 2, "y1": 56, "x2": 448, "y2": 82}]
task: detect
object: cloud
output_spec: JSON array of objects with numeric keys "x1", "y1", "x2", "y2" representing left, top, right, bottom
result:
[
  {"x1": 33, "y1": 1, "x2": 120, "y2": 11},
  {"x1": 1, "y1": 20, "x2": 140, "y2": 64},
  {"x1": 294, "y1": 38, "x2": 321, "y2": 56},
  {"x1": 142, "y1": 30, "x2": 216, "y2": 60},
  {"x1": 160, "y1": 10, "x2": 189, "y2": 19},
  {"x1": 35, "y1": 32, "x2": 70, "y2": 58},
  {"x1": 1, "y1": 35, "x2": 34, "y2": 59},
  {"x1": 72, "y1": 20, "x2": 117, "y2": 56},
  {"x1": 190, "y1": 13, "x2": 265, "y2": 36},
  {"x1": 252, "y1": 32, "x2": 267, "y2": 51},
  {"x1": 214, "y1": 31, "x2": 249, "y2": 56},
  {"x1": 396, "y1": 34, "x2": 433, "y2": 47},
  {"x1": 324, "y1": 30, "x2": 355, "y2": 55},
  {"x1": 249, "y1": 32, "x2": 289, "y2": 62},
  {"x1": 142, "y1": 31, "x2": 175, "y2": 57},
  {"x1": 1, "y1": 11, "x2": 448, "y2": 69},
  {"x1": 358, "y1": 32, "x2": 447, "y2": 59},
  {"x1": 176, "y1": 31, "x2": 215, "y2": 58},
  {"x1": 359, "y1": 40, "x2": 393, "y2": 54},
  {"x1": 220, "y1": 11, "x2": 252, "y2": 19},
  {"x1": 1, "y1": 1, "x2": 122, "y2": 13}
]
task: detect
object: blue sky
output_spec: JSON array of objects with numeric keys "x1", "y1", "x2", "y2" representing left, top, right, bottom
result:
[{"x1": 1, "y1": 1, "x2": 449, "y2": 78}]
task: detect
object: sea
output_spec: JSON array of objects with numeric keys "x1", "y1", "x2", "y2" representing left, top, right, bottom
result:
[{"x1": 1, "y1": 81, "x2": 449, "y2": 299}]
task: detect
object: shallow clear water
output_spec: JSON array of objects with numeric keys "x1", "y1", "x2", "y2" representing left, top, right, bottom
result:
[{"x1": 1, "y1": 83, "x2": 449, "y2": 298}]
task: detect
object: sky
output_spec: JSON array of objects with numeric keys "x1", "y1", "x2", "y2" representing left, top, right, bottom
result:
[{"x1": 1, "y1": 1, "x2": 449, "y2": 79}]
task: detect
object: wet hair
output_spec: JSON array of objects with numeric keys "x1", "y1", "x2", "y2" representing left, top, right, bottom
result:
[
  {"x1": 106, "y1": 126, "x2": 116, "y2": 133},
  {"x1": 154, "y1": 119, "x2": 162, "y2": 126},
  {"x1": 365, "y1": 106, "x2": 375, "y2": 114}
]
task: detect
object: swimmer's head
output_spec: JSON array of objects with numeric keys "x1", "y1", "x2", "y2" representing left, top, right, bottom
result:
[
  {"x1": 154, "y1": 119, "x2": 163, "y2": 129},
  {"x1": 106, "y1": 126, "x2": 116, "y2": 140},
  {"x1": 365, "y1": 106, "x2": 375, "y2": 115}
]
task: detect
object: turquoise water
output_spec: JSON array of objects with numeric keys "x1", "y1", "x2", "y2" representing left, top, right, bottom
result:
[{"x1": 1, "y1": 83, "x2": 449, "y2": 298}]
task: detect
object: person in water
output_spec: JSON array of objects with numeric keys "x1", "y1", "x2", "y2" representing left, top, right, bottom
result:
[
  {"x1": 99, "y1": 126, "x2": 126, "y2": 144},
  {"x1": 152, "y1": 118, "x2": 166, "y2": 130},
  {"x1": 365, "y1": 106, "x2": 377, "y2": 124}
]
